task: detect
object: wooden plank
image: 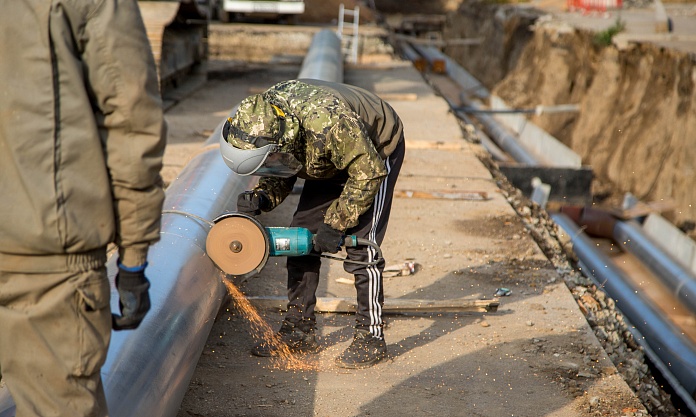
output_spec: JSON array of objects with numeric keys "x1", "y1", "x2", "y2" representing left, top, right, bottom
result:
[
  {"x1": 405, "y1": 139, "x2": 465, "y2": 150},
  {"x1": 394, "y1": 189, "x2": 489, "y2": 201},
  {"x1": 245, "y1": 296, "x2": 499, "y2": 313},
  {"x1": 379, "y1": 93, "x2": 418, "y2": 101}
]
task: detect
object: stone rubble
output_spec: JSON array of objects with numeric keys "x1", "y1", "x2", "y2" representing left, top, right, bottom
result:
[{"x1": 477, "y1": 153, "x2": 685, "y2": 417}]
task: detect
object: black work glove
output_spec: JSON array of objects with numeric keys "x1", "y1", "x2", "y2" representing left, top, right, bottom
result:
[
  {"x1": 313, "y1": 223, "x2": 344, "y2": 254},
  {"x1": 236, "y1": 190, "x2": 270, "y2": 216},
  {"x1": 112, "y1": 264, "x2": 151, "y2": 331}
]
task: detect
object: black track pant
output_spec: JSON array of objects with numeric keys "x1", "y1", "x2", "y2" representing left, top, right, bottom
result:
[{"x1": 285, "y1": 139, "x2": 405, "y2": 340}]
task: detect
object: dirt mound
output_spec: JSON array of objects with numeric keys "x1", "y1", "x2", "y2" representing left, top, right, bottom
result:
[{"x1": 444, "y1": 1, "x2": 696, "y2": 233}]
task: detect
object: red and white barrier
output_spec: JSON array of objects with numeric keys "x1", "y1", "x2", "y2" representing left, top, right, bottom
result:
[{"x1": 567, "y1": 0, "x2": 622, "y2": 13}]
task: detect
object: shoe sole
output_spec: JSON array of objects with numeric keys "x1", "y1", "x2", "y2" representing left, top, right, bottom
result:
[{"x1": 334, "y1": 353, "x2": 386, "y2": 369}]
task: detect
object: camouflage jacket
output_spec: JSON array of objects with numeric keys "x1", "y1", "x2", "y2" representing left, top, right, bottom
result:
[{"x1": 254, "y1": 79, "x2": 404, "y2": 231}]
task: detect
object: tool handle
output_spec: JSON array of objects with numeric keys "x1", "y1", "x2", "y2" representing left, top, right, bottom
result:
[
  {"x1": 345, "y1": 236, "x2": 383, "y2": 263},
  {"x1": 343, "y1": 235, "x2": 358, "y2": 247}
]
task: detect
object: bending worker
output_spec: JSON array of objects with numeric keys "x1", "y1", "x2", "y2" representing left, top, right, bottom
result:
[
  {"x1": 0, "y1": 1, "x2": 165, "y2": 415},
  {"x1": 220, "y1": 79, "x2": 405, "y2": 369}
]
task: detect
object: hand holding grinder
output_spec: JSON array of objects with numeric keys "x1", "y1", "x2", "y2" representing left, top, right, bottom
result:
[{"x1": 206, "y1": 196, "x2": 382, "y2": 278}]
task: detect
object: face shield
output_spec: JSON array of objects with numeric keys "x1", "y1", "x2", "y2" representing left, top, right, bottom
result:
[{"x1": 219, "y1": 122, "x2": 302, "y2": 178}]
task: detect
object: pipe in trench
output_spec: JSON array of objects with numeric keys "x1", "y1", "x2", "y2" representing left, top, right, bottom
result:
[
  {"x1": 559, "y1": 205, "x2": 696, "y2": 318},
  {"x1": 419, "y1": 45, "x2": 542, "y2": 166},
  {"x1": 552, "y1": 213, "x2": 696, "y2": 408},
  {"x1": 613, "y1": 219, "x2": 696, "y2": 316},
  {"x1": 458, "y1": 96, "x2": 545, "y2": 166},
  {"x1": 0, "y1": 28, "x2": 343, "y2": 417}
]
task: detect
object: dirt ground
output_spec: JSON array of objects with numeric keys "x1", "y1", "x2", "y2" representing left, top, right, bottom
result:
[
  {"x1": 162, "y1": 1, "x2": 696, "y2": 416},
  {"x1": 166, "y1": 63, "x2": 643, "y2": 417},
  {"x1": 162, "y1": 21, "x2": 659, "y2": 417}
]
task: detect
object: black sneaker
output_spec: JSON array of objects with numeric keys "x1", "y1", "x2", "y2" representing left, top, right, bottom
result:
[
  {"x1": 251, "y1": 319, "x2": 320, "y2": 357},
  {"x1": 334, "y1": 329, "x2": 387, "y2": 369}
]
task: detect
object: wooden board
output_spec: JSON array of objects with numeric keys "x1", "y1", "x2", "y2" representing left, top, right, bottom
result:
[
  {"x1": 394, "y1": 189, "x2": 489, "y2": 201},
  {"x1": 405, "y1": 139, "x2": 466, "y2": 150},
  {"x1": 245, "y1": 296, "x2": 499, "y2": 313}
]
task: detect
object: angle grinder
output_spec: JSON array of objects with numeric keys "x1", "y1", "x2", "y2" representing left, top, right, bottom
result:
[{"x1": 206, "y1": 213, "x2": 382, "y2": 277}]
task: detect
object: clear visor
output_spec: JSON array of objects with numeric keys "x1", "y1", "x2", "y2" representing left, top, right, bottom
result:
[
  {"x1": 255, "y1": 150, "x2": 303, "y2": 178},
  {"x1": 219, "y1": 135, "x2": 302, "y2": 178}
]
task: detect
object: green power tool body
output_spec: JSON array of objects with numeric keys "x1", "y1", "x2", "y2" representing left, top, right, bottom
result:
[{"x1": 206, "y1": 213, "x2": 382, "y2": 277}]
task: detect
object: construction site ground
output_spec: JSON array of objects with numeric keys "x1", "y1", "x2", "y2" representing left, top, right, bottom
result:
[{"x1": 166, "y1": 34, "x2": 648, "y2": 416}]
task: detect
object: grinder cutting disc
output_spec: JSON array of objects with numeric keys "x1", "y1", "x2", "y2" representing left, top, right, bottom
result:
[{"x1": 206, "y1": 214, "x2": 270, "y2": 277}]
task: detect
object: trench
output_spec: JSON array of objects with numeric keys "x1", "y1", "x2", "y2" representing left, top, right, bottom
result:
[
  {"x1": 440, "y1": 1, "x2": 696, "y2": 237},
  {"x1": 411, "y1": 3, "x2": 696, "y2": 415}
]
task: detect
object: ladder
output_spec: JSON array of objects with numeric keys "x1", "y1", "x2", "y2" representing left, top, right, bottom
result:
[{"x1": 337, "y1": 3, "x2": 359, "y2": 64}]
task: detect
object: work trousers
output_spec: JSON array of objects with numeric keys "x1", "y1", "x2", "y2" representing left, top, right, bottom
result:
[
  {"x1": 286, "y1": 139, "x2": 405, "y2": 340},
  {"x1": 0, "y1": 268, "x2": 112, "y2": 417}
]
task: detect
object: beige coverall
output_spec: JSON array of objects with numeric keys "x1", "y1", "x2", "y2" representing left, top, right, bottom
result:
[{"x1": 0, "y1": 1, "x2": 166, "y2": 416}]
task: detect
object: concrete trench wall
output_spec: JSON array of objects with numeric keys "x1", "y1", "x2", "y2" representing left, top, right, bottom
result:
[{"x1": 443, "y1": 2, "x2": 696, "y2": 232}]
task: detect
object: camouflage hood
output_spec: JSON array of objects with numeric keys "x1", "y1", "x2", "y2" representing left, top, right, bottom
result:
[{"x1": 226, "y1": 93, "x2": 301, "y2": 154}]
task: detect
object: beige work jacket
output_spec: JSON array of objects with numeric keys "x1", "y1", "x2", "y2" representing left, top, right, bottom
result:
[{"x1": 0, "y1": 0, "x2": 166, "y2": 270}]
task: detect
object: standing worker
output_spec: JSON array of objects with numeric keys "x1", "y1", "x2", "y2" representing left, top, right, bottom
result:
[
  {"x1": 220, "y1": 79, "x2": 405, "y2": 369},
  {"x1": 0, "y1": 1, "x2": 166, "y2": 416}
]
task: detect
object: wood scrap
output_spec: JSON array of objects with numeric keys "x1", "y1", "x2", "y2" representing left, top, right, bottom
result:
[
  {"x1": 395, "y1": 189, "x2": 489, "y2": 201},
  {"x1": 378, "y1": 93, "x2": 418, "y2": 101},
  {"x1": 405, "y1": 139, "x2": 466, "y2": 150},
  {"x1": 245, "y1": 296, "x2": 499, "y2": 313}
]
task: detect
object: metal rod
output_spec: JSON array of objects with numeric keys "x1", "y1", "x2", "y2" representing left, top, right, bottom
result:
[
  {"x1": 456, "y1": 104, "x2": 580, "y2": 115},
  {"x1": 552, "y1": 213, "x2": 696, "y2": 410}
]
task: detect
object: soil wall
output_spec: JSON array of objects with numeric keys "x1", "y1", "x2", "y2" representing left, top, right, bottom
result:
[{"x1": 444, "y1": 2, "x2": 696, "y2": 232}]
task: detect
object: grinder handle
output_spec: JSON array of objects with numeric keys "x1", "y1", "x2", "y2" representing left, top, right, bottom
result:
[
  {"x1": 343, "y1": 235, "x2": 358, "y2": 247},
  {"x1": 344, "y1": 236, "x2": 384, "y2": 264}
]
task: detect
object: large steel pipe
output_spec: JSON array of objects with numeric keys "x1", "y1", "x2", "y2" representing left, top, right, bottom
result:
[
  {"x1": 613, "y1": 220, "x2": 696, "y2": 316},
  {"x1": 0, "y1": 29, "x2": 343, "y2": 417},
  {"x1": 298, "y1": 28, "x2": 343, "y2": 83},
  {"x1": 104, "y1": 128, "x2": 256, "y2": 417},
  {"x1": 552, "y1": 213, "x2": 696, "y2": 412}
]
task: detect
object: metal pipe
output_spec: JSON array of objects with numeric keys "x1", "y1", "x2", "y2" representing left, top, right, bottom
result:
[
  {"x1": 410, "y1": 43, "x2": 446, "y2": 74},
  {"x1": 298, "y1": 29, "x2": 343, "y2": 83},
  {"x1": 0, "y1": 29, "x2": 343, "y2": 417},
  {"x1": 440, "y1": 53, "x2": 546, "y2": 166},
  {"x1": 104, "y1": 128, "x2": 256, "y2": 417},
  {"x1": 460, "y1": 95, "x2": 544, "y2": 166},
  {"x1": 558, "y1": 205, "x2": 696, "y2": 315},
  {"x1": 552, "y1": 213, "x2": 696, "y2": 410},
  {"x1": 613, "y1": 219, "x2": 696, "y2": 316},
  {"x1": 398, "y1": 41, "x2": 427, "y2": 73},
  {"x1": 456, "y1": 104, "x2": 580, "y2": 116}
]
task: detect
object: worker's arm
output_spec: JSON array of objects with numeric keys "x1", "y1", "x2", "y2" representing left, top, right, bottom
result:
[
  {"x1": 324, "y1": 116, "x2": 387, "y2": 231},
  {"x1": 84, "y1": 0, "x2": 166, "y2": 267},
  {"x1": 255, "y1": 176, "x2": 298, "y2": 210}
]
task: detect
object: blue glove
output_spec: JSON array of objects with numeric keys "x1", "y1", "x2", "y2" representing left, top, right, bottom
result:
[
  {"x1": 237, "y1": 190, "x2": 270, "y2": 216},
  {"x1": 313, "y1": 223, "x2": 344, "y2": 254},
  {"x1": 112, "y1": 262, "x2": 151, "y2": 331}
]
